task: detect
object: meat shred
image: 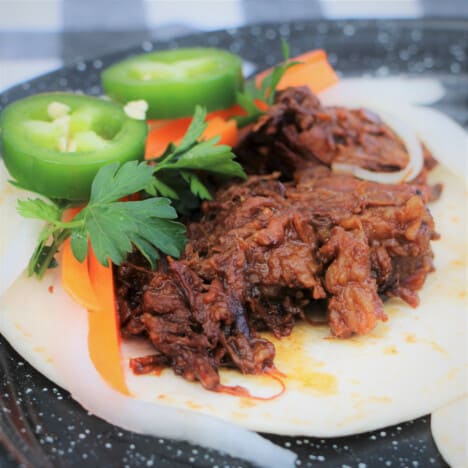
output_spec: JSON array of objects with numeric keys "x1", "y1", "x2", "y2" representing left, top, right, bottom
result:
[{"x1": 115, "y1": 87, "x2": 440, "y2": 390}]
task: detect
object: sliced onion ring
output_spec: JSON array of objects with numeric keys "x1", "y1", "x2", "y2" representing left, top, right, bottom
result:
[
  {"x1": 319, "y1": 84, "x2": 425, "y2": 184},
  {"x1": 331, "y1": 107, "x2": 424, "y2": 184}
]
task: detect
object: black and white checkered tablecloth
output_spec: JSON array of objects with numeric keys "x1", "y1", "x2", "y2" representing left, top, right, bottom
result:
[{"x1": 1, "y1": 0, "x2": 467, "y2": 91}]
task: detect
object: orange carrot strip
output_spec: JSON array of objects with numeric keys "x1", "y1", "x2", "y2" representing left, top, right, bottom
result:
[
  {"x1": 62, "y1": 206, "x2": 82, "y2": 222},
  {"x1": 61, "y1": 207, "x2": 100, "y2": 310},
  {"x1": 202, "y1": 117, "x2": 239, "y2": 147},
  {"x1": 276, "y1": 60, "x2": 338, "y2": 92},
  {"x1": 206, "y1": 104, "x2": 246, "y2": 120},
  {"x1": 87, "y1": 249, "x2": 131, "y2": 395},
  {"x1": 255, "y1": 49, "x2": 328, "y2": 85},
  {"x1": 254, "y1": 49, "x2": 323, "y2": 85},
  {"x1": 288, "y1": 49, "x2": 328, "y2": 64},
  {"x1": 61, "y1": 239, "x2": 100, "y2": 311},
  {"x1": 254, "y1": 99, "x2": 268, "y2": 112},
  {"x1": 255, "y1": 49, "x2": 338, "y2": 93},
  {"x1": 145, "y1": 106, "x2": 243, "y2": 159},
  {"x1": 146, "y1": 117, "x2": 186, "y2": 131},
  {"x1": 146, "y1": 104, "x2": 245, "y2": 130},
  {"x1": 145, "y1": 118, "x2": 189, "y2": 159}
]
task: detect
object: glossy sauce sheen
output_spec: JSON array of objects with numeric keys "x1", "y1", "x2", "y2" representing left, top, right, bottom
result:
[{"x1": 116, "y1": 87, "x2": 440, "y2": 393}]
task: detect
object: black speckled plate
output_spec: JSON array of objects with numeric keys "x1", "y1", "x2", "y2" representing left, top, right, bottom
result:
[{"x1": 1, "y1": 19, "x2": 466, "y2": 468}]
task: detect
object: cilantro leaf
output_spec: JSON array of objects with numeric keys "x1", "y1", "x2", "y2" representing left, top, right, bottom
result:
[
  {"x1": 148, "y1": 177, "x2": 180, "y2": 199},
  {"x1": 150, "y1": 172, "x2": 201, "y2": 215},
  {"x1": 17, "y1": 198, "x2": 63, "y2": 223},
  {"x1": 148, "y1": 106, "x2": 246, "y2": 202},
  {"x1": 235, "y1": 39, "x2": 301, "y2": 125},
  {"x1": 78, "y1": 161, "x2": 185, "y2": 267},
  {"x1": 82, "y1": 193, "x2": 184, "y2": 267},
  {"x1": 169, "y1": 140, "x2": 245, "y2": 177},
  {"x1": 89, "y1": 160, "x2": 154, "y2": 204},
  {"x1": 155, "y1": 107, "x2": 208, "y2": 167},
  {"x1": 19, "y1": 162, "x2": 186, "y2": 277},
  {"x1": 176, "y1": 106, "x2": 207, "y2": 153},
  {"x1": 235, "y1": 89, "x2": 260, "y2": 116},
  {"x1": 181, "y1": 171, "x2": 212, "y2": 200},
  {"x1": 70, "y1": 228, "x2": 89, "y2": 263},
  {"x1": 281, "y1": 39, "x2": 290, "y2": 61}
]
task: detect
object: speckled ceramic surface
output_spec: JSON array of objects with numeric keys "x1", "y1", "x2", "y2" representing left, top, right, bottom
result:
[{"x1": 0, "y1": 19, "x2": 466, "y2": 468}]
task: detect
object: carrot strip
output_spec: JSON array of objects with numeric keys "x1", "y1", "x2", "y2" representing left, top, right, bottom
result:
[
  {"x1": 145, "y1": 106, "x2": 243, "y2": 159},
  {"x1": 287, "y1": 49, "x2": 328, "y2": 64},
  {"x1": 146, "y1": 104, "x2": 245, "y2": 130},
  {"x1": 202, "y1": 117, "x2": 239, "y2": 147},
  {"x1": 206, "y1": 104, "x2": 246, "y2": 120},
  {"x1": 145, "y1": 118, "x2": 189, "y2": 159},
  {"x1": 254, "y1": 99, "x2": 269, "y2": 112},
  {"x1": 255, "y1": 49, "x2": 338, "y2": 93},
  {"x1": 87, "y1": 249, "x2": 131, "y2": 395},
  {"x1": 61, "y1": 207, "x2": 101, "y2": 310},
  {"x1": 61, "y1": 239, "x2": 100, "y2": 310},
  {"x1": 62, "y1": 206, "x2": 82, "y2": 222},
  {"x1": 276, "y1": 60, "x2": 338, "y2": 92}
]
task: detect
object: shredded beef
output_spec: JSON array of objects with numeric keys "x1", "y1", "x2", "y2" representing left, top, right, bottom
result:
[
  {"x1": 116, "y1": 86, "x2": 441, "y2": 390},
  {"x1": 235, "y1": 86, "x2": 411, "y2": 178},
  {"x1": 236, "y1": 86, "x2": 440, "y2": 197}
]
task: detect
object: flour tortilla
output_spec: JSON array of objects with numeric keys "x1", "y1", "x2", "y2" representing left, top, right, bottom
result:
[
  {"x1": 0, "y1": 162, "x2": 43, "y2": 296},
  {"x1": 3, "y1": 164, "x2": 464, "y2": 436},
  {"x1": 431, "y1": 396, "x2": 468, "y2": 467},
  {"x1": 0, "y1": 84, "x2": 466, "y2": 461}
]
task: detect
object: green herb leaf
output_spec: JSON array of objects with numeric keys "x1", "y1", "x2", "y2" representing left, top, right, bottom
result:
[
  {"x1": 180, "y1": 171, "x2": 212, "y2": 200},
  {"x1": 19, "y1": 161, "x2": 187, "y2": 276},
  {"x1": 81, "y1": 161, "x2": 185, "y2": 266},
  {"x1": 149, "y1": 178, "x2": 180, "y2": 199},
  {"x1": 31, "y1": 245, "x2": 59, "y2": 274},
  {"x1": 170, "y1": 141, "x2": 245, "y2": 177},
  {"x1": 151, "y1": 172, "x2": 201, "y2": 215},
  {"x1": 281, "y1": 39, "x2": 290, "y2": 61},
  {"x1": 17, "y1": 198, "x2": 63, "y2": 223},
  {"x1": 148, "y1": 106, "x2": 246, "y2": 201},
  {"x1": 90, "y1": 160, "x2": 154, "y2": 204},
  {"x1": 236, "y1": 39, "x2": 301, "y2": 125},
  {"x1": 82, "y1": 198, "x2": 184, "y2": 267},
  {"x1": 235, "y1": 90, "x2": 259, "y2": 115},
  {"x1": 27, "y1": 226, "x2": 70, "y2": 278},
  {"x1": 70, "y1": 228, "x2": 89, "y2": 263},
  {"x1": 131, "y1": 236, "x2": 160, "y2": 269},
  {"x1": 176, "y1": 106, "x2": 207, "y2": 153}
]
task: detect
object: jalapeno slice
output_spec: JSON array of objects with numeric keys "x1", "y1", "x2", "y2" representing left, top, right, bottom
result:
[
  {"x1": 0, "y1": 93, "x2": 147, "y2": 200},
  {"x1": 101, "y1": 48, "x2": 243, "y2": 119}
]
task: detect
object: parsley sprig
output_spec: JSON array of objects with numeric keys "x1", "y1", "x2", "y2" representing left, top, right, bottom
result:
[
  {"x1": 17, "y1": 107, "x2": 246, "y2": 278},
  {"x1": 18, "y1": 161, "x2": 185, "y2": 278},
  {"x1": 236, "y1": 40, "x2": 301, "y2": 127},
  {"x1": 147, "y1": 106, "x2": 245, "y2": 201}
]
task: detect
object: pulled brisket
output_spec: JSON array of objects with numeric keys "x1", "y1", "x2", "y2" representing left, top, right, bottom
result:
[
  {"x1": 115, "y1": 87, "x2": 440, "y2": 390},
  {"x1": 236, "y1": 86, "x2": 442, "y2": 201},
  {"x1": 235, "y1": 86, "x2": 410, "y2": 178}
]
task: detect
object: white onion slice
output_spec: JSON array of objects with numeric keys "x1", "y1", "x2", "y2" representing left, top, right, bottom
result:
[
  {"x1": 0, "y1": 161, "x2": 44, "y2": 297},
  {"x1": 391, "y1": 105, "x2": 468, "y2": 180},
  {"x1": 320, "y1": 83, "x2": 425, "y2": 184},
  {"x1": 431, "y1": 396, "x2": 468, "y2": 467},
  {"x1": 320, "y1": 77, "x2": 445, "y2": 107},
  {"x1": 331, "y1": 107, "x2": 424, "y2": 184},
  {"x1": 52, "y1": 300, "x2": 297, "y2": 468}
]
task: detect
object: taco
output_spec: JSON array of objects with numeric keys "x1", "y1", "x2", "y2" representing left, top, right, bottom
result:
[{"x1": 0, "y1": 78, "x2": 466, "y2": 466}]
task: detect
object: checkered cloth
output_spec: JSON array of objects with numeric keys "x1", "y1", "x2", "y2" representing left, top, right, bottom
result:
[{"x1": 0, "y1": 0, "x2": 467, "y2": 91}]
